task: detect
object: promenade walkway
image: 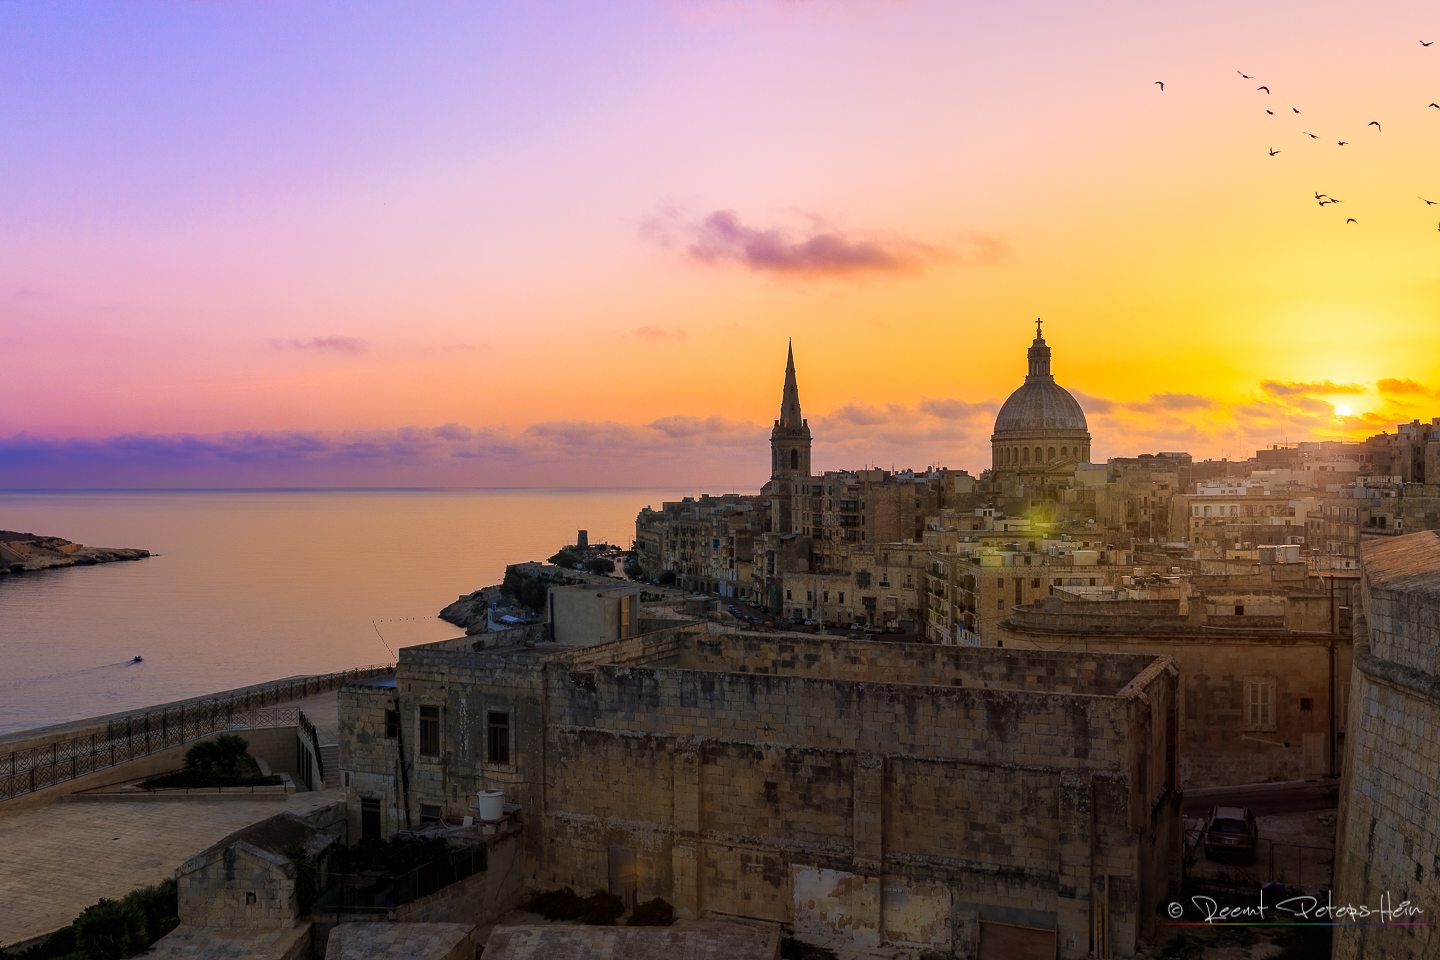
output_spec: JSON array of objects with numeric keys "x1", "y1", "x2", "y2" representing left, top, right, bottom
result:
[{"x1": 0, "y1": 690, "x2": 347, "y2": 947}]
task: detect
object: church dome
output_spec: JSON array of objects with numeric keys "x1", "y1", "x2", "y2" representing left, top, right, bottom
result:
[
  {"x1": 994, "y1": 378, "x2": 1088, "y2": 434},
  {"x1": 990, "y1": 321, "x2": 1091, "y2": 472}
]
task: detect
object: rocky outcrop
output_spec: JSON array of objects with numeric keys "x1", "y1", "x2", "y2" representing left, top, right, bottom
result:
[
  {"x1": 439, "y1": 587, "x2": 492, "y2": 635},
  {"x1": 0, "y1": 531, "x2": 150, "y2": 575}
]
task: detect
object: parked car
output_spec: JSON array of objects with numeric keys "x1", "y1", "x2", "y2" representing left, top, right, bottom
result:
[{"x1": 1204, "y1": 805, "x2": 1258, "y2": 862}]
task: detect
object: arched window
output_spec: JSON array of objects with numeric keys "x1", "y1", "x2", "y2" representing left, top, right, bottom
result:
[
  {"x1": 1023, "y1": 447, "x2": 1030, "y2": 463},
  {"x1": 1061, "y1": 446, "x2": 1068, "y2": 458},
  {"x1": 790, "y1": 448, "x2": 799, "y2": 470},
  {"x1": 1048, "y1": 446, "x2": 1055, "y2": 461},
  {"x1": 1034, "y1": 446, "x2": 1042, "y2": 462}
]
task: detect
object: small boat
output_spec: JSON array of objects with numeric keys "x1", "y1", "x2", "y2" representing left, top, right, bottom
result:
[{"x1": 130, "y1": 656, "x2": 143, "y2": 664}]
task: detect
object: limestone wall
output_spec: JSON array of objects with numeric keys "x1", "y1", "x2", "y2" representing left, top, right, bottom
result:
[
  {"x1": 177, "y1": 848, "x2": 298, "y2": 929},
  {"x1": 997, "y1": 627, "x2": 1349, "y2": 788},
  {"x1": 676, "y1": 631, "x2": 1153, "y2": 694},
  {"x1": 1334, "y1": 531, "x2": 1440, "y2": 960},
  {"x1": 548, "y1": 664, "x2": 1134, "y2": 767}
]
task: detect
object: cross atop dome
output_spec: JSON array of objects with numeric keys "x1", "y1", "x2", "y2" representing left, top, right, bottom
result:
[{"x1": 1027, "y1": 318, "x2": 1053, "y2": 381}]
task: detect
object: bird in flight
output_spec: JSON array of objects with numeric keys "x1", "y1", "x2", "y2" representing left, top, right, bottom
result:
[
  {"x1": 1269, "y1": 147, "x2": 1281, "y2": 156},
  {"x1": 1292, "y1": 107, "x2": 1302, "y2": 114},
  {"x1": 1369, "y1": 121, "x2": 1383, "y2": 131},
  {"x1": 1315, "y1": 191, "x2": 1327, "y2": 199},
  {"x1": 1257, "y1": 85, "x2": 1270, "y2": 93},
  {"x1": 1266, "y1": 109, "x2": 1275, "y2": 115},
  {"x1": 1422, "y1": 197, "x2": 1438, "y2": 205},
  {"x1": 1337, "y1": 140, "x2": 1349, "y2": 145},
  {"x1": 1155, "y1": 81, "x2": 1164, "y2": 90},
  {"x1": 1347, "y1": 218, "x2": 1357, "y2": 224},
  {"x1": 1238, "y1": 70, "x2": 1253, "y2": 78},
  {"x1": 1429, "y1": 103, "x2": 1439, "y2": 109},
  {"x1": 1304, "y1": 131, "x2": 1318, "y2": 138},
  {"x1": 1423, "y1": 40, "x2": 1434, "y2": 46}
]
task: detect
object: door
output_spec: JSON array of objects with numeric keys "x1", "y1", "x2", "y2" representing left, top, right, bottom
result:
[{"x1": 360, "y1": 797, "x2": 381, "y2": 841}]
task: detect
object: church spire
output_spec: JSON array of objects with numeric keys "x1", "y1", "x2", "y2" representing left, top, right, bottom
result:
[
  {"x1": 778, "y1": 338, "x2": 804, "y2": 429},
  {"x1": 1026, "y1": 317, "x2": 1053, "y2": 381}
]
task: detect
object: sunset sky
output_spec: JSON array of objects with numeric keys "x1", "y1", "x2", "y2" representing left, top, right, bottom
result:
[{"x1": 3, "y1": 1, "x2": 1439, "y2": 488}]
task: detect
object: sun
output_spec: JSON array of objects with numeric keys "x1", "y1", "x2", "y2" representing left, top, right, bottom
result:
[{"x1": 1334, "y1": 404, "x2": 1353, "y2": 418}]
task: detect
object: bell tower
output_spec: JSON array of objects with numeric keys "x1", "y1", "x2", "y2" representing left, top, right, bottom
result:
[
  {"x1": 770, "y1": 340, "x2": 812, "y2": 532},
  {"x1": 770, "y1": 340, "x2": 812, "y2": 482}
]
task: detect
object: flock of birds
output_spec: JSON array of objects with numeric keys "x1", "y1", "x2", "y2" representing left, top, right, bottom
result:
[{"x1": 1155, "y1": 40, "x2": 1438, "y2": 232}]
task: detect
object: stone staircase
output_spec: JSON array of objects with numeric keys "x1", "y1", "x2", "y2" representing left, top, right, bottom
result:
[{"x1": 319, "y1": 743, "x2": 340, "y2": 789}]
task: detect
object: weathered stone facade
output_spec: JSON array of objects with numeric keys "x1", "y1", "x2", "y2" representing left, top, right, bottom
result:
[
  {"x1": 341, "y1": 624, "x2": 1180, "y2": 958},
  {"x1": 174, "y1": 811, "x2": 340, "y2": 930},
  {"x1": 1333, "y1": 530, "x2": 1440, "y2": 960}
]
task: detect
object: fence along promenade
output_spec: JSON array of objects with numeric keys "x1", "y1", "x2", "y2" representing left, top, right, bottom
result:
[{"x1": 0, "y1": 665, "x2": 391, "y2": 802}]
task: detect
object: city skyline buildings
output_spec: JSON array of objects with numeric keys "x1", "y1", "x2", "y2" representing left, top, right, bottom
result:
[{"x1": 3, "y1": 2, "x2": 1439, "y2": 488}]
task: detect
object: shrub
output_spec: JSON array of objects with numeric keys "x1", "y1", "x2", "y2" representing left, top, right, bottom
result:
[
  {"x1": 522, "y1": 886, "x2": 586, "y2": 921},
  {"x1": 15, "y1": 925, "x2": 76, "y2": 959},
  {"x1": 120, "y1": 878, "x2": 178, "y2": 944},
  {"x1": 74, "y1": 898, "x2": 145, "y2": 960},
  {"x1": 628, "y1": 897, "x2": 675, "y2": 926},
  {"x1": 585, "y1": 557, "x2": 615, "y2": 575},
  {"x1": 520, "y1": 887, "x2": 625, "y2": 925},
  {"x1": 548, "y1": 549, "x2": 582, "y2": 568},
  {"x1": 657, "y1": 570, "x2": 677, "y2": 586},
  {"x1": 577, "y1": 890, "x2": 624, "y2": 926}
]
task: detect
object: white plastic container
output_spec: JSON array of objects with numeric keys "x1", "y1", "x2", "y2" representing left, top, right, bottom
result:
[{"x1": 476, "y1": 789, "x2": 505, "y2": 822}]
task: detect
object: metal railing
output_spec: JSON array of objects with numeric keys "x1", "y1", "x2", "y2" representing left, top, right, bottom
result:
[
  {"x1": 0, "y1": 665, "x2": 390, "y2": 802},
  {"x1": 298, "y1": 708, "x2": 325, "y2": 787}
]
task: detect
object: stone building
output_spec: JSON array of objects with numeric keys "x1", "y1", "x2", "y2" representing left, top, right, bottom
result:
[
  {"x1": 998, "y1": 573, "x2": 1350, "y2": 788},
  {"x1": 340, "y1": 622, "x2": 1181, "y2": 959},
  {"x1": 145, "y1": 809, "x2": 344, "y2": 960},
  {"x1": 925, "y1": 526, "x2": 1134, "y2": 645},
  {"x1": 1333, "y1": 530, "x2": 1440, "y2": 960}
]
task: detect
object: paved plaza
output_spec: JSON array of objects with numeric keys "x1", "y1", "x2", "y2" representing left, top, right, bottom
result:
[
  {"x1": 0, "y1": 787, "x2": 344, "y2": 945},
  {"x1": 0, "y1": 689, "x2": 346, "y2": 947}
]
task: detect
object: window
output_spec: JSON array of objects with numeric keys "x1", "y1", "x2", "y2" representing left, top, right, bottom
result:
[
  {"x1": 1244, "y1": 678, "x2": 1276, "y2": 730},
  {"x1": 838, "y1": 592, "x2": 844, "y2": 604},
  {"x1": 1031, "y1": 578, "x2": 1041, "y2": 588},
  {"x1": 384, "y1": 708, "x2": 399, "y2": 739},
  {"x1": 487, "y1": 711, "x2": 511, "y2": 764},
  {"x1": 361, "y1": 797, "x2": 381, "y2": 841},
  {"x1": 997, "y1": 598, "x2": 1005, "y2": 610},
  {"x1": 786, "y1": 589, "x2": 792, "y2": 601},
  {"x1": 1299, "y1": 697, "x2": 1313, "y2": 711},
  {"x1": 420, "y1": 803, "x2": 442, "y2": 824},
  {"x1": 419, "y1": 705, "x2": 441, "y2": 758}
]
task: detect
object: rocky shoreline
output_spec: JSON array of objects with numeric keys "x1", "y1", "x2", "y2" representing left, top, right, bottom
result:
[{"x1": 0, "y1": 530, "x2": 151, "y2": 576}]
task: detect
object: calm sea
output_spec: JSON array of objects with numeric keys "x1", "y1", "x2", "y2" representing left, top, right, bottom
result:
[{"x1": 0, "y1": 488, "x2": 695, "y2": 734}]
